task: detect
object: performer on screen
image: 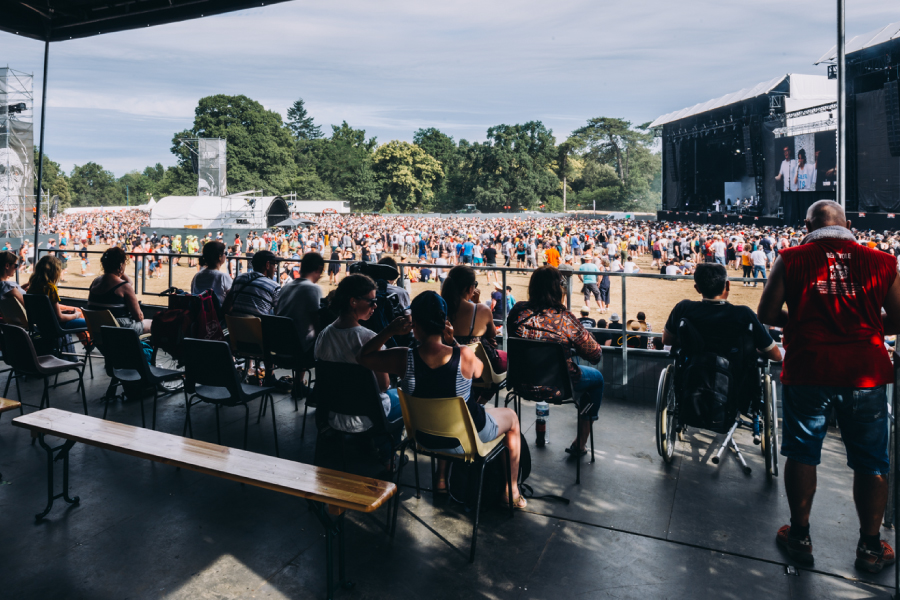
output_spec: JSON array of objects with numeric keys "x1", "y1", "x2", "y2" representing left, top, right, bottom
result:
[
  {"x1": 793, "y1": 149, "x2": 815, "y2": 191},
  {"x1": 775, "y1": 146, "x2": 796, "y2": 191}
]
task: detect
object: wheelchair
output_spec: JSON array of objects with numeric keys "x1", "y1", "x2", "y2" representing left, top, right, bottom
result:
[{"x1": 654, "y1": 318, "x2": 779, "y2": 478}]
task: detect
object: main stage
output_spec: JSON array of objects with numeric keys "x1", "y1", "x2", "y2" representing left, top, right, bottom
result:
[{"x1": 657, "y1": 210, "x2": 899, "y2": 232}]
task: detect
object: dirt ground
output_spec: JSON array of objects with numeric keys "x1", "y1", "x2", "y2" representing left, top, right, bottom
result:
[{"x1": 54, "y1": 248, "x2": 764, "y2": 330}]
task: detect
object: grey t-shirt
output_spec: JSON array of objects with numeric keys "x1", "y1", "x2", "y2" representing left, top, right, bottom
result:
[
  {"x1": 274, "y1": 278, "x2": 322, "y2": 351},
  {"x1": 191, "y1": 268, "x2": 233, "y2": 305},
  {"x1": 0, "y1": 279, "x2": 24, "y2": 299}
]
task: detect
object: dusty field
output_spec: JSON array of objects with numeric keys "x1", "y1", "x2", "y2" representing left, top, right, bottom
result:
[{"x1": 53, "y1": 248, "x2": 764, "y2": 330}]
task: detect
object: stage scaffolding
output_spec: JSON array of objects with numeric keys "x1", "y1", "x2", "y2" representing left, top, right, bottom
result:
[{"x1": 0, "y1": 68, "x2": 35, "y2": 239}]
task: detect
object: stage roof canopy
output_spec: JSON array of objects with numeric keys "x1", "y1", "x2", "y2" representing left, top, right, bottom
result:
[
  {"x1": 1, "y1": 0, "x2": 294, "y2": 42},
  {"x1": 649, "y1": 74, "x2": 835, "y2": 128},
  {"x1": 815, "y1": 21, "x2": 900, "y2": 64}
]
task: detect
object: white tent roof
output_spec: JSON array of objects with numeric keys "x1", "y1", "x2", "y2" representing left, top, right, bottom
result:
[
  {"x1": 149, "y1": 195, "x2": 285, "y2": 228},
  {"x1": 815, "y1": 22, "x2": 900, "y2": 64},
  {"x1": 649, "y1": 74, "x2": 835, "y2": 128}
]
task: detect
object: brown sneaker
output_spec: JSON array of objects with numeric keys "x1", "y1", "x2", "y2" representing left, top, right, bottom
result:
[
  {"x1": 855, "y1": 540, "x2": 896, "y2": 573},
  {"x1": 776, "y1": 525, "x2": 814, "y2": 566}
]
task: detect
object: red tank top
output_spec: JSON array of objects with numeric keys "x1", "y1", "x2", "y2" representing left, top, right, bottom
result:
[{"x1": 780, "y1": 238, "x2": 895, "y2": 387}]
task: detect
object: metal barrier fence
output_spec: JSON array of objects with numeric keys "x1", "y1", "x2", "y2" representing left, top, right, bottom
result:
[{"x1": 33, "y1": 247, "x2": 772, "y2": 386}]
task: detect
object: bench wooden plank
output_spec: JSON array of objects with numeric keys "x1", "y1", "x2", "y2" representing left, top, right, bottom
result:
[
  {"x1": 13, "y1": 408, "x2": 395, "y2": 514},
  {"x1": 0, "y1": 398, "x2": 21, "y2": 414}
]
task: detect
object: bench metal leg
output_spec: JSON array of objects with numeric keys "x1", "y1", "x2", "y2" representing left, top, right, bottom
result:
[
  {"x1": 309, "y1": 502, "x2": 355, "y2": 600},
  {"x1": 35, "y1": 433, "x2": 80, "y2": 522}
]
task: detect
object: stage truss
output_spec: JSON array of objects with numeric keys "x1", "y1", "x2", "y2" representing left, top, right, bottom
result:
[{"x1": 0, "y1": 68, "x2": 34, "y2": 239}]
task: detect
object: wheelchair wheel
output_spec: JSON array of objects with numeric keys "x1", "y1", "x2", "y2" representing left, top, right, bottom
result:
[
  {"x1": 655, "y1": 365, "x2": 676, "y2": 463},
  {"x1": 762, "y1": 374, "x2": 778, "y2": 477}
]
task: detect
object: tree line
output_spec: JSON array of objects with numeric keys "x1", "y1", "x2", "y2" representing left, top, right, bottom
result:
[{"x1": 37, "y1": 94, "x2": 661, "y2": 213}]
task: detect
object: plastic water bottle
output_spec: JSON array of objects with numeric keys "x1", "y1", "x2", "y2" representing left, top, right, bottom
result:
[{"x1": 535, "y1": 401, "x2": 550, "y2": 447}]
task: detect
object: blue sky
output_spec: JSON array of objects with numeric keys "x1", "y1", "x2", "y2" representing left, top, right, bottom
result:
[{"x1": 1, "y1": 0, "x2": 895, "y2": 177}]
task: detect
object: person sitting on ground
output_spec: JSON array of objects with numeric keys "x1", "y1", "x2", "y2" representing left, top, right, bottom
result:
[
  {"x1": 223, "y1": 250, "x2": 281, "y2": 317},
  {"x1": 0, "y1": 250, "x2": 26, "y2": 305},
  {"x1": 191, "y1": 241, "x2": 232, "y2": 305},
  {"x1": 86, "y1": 247, "x2": 152, "y2": 334},
  {"x1": 315, "y1": 274, "x2": 402, "y2": 466},
  {"x1": 377, "y1": 256, "x2": 411, "y2": 308},
  {"x1": 357, "y1": 291, "x2": 525, "y2": 508},
  {"x1": 441, "y1": 265, "x2": 507, "y2": 376},
  {"x1": 507, "y1": 266, "x2": 604, "y2": 455}
]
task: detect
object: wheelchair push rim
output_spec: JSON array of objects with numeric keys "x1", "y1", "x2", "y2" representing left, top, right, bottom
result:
[
  {"x1": 762, "y1": 374, "x2": 778, "y2": 478},
  {"x1": 656, "y1": 365, "x2": 677, "y2": 463}
]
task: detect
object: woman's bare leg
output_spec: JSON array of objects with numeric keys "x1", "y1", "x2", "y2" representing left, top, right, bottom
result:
[{"x1": 486, "y1": 406, "x2": 521, "y2": 502}]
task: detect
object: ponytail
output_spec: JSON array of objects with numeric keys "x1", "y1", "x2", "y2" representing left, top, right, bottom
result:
[{"x1": 441, "y1": 265, "x2": 477, "y2": 319}]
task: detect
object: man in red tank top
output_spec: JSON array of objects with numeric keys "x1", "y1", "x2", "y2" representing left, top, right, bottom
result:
[{"x1": 758, "y1": 200, "x2": 900, "y2": 572}]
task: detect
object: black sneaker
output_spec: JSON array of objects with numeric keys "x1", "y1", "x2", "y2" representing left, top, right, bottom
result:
[{"x1": 776, "y1": 524, "x2": 814, "y2": 566}]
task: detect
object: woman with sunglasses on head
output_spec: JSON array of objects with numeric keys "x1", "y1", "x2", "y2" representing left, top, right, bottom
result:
[
  {"x1": 357, "y1": 291, "x2": 525, "y2": 508},
  {"x1": 314, "y1": 274, "x2": 402, "y2": 466},
  {"x1": 0, "y1": 250, "x2": 26, "y2": 305}
]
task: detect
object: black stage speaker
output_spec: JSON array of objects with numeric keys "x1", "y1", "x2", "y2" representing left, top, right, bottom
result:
[
  {"x1": 666, "y1": 141, "x2": 678, "y2": 181},
  {"x1": 742, "y1": 124, "x2": 756, "y2": 176},
  {"x1": 885, "y1": 80, "x2": 900, "y2": 157}
]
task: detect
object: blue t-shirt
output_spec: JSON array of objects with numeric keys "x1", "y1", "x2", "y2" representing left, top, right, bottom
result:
[
  {"x1": 463, "y1": 242, "x2": 474, "y2": 256},
  {"x1": 418, "y1": 239, "x2": 427, "y2": 255},
  {"x1": 579, "y1": 262, "x2": 599, "y2": 284}
]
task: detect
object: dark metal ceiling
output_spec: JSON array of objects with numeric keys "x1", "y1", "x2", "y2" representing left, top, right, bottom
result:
[{"x1": 1, "y1": 0, "x2": 294, "y2": 42}]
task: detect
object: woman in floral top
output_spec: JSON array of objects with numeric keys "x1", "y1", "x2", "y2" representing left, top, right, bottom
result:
[{"x1": 508, "y1": 266, "x2": 604, "y2": 455}]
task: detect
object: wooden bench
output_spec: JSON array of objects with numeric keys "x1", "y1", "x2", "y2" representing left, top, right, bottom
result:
[
  {"x1": 13, "y1": 408, "x2": 396, "y2": 600},
  {"x1": 0, "y1": 397, "x2": 22, "y2": 481}
]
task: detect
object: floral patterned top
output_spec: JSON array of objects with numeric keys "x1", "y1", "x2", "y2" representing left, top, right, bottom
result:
[{"x1": 507, "y1": 302, "x2": 603, "y2": 400}]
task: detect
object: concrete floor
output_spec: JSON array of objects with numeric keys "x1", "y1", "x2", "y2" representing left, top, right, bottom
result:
[{"x1": 0, "y1": 362, "x2": 896, "y2": 600}]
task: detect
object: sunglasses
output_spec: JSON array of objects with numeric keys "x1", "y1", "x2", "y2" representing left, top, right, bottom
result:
[{"x1": 357, "y1": 297, "x2": 378, "y2": 306}]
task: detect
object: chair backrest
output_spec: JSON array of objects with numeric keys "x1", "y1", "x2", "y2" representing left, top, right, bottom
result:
[
  {"x1": 0, "y1": 296, "x2": 28, "y2": 328},
  {"x1": 101, "y1": 326, "x2": 151, "y2": 378},
  {"x1": 0, "y1": 323, "x2": 43, "y2": 373},
  {"x1": 225, "y1": 315, "x2": 265, "y2": 360},
  {"x1": 181, "y1": 338, "x2": 241, "y2": 398},
  {"x1": 675, "y1": 318, "x2": 759, "y2": 403},
  {"x1": 311, "y1": 360, "x2": 386, "y2": 426},
  {"x1": 82, "y1": 309, "x2": 118, "y2": 349},
  {"x1": 397, "y1": 389, "x2": 488, "y2": 460},
  {"x1": 506, "y1": 337, "x2": 573, "y2": 401},
  {"x1": 260, "y1": 314, "x2": 304, "y2": 361},
  {"x1": 23, "y1": 294, "x2": 64, "y2": 338}
]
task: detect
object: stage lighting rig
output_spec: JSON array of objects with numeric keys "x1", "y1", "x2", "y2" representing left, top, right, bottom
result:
[{"x1": 7, "y1": 103, "x2": 26, "y2": 114}]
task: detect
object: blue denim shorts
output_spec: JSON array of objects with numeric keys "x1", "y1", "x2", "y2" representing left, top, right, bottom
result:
[{"x1": 781, "y1": 385, "x2": 890, "y2": 475}]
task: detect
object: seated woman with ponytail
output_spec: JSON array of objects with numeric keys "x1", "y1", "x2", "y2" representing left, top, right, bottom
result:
[
  {"x1": 357, "y1": 291, "x2": 525, "y2": 508},
  {"x1": 441, "y1": 265, "x2": 507, "y2": 377},
  {"x1": 191, "y1": 241, "x2": 233, "y2": 305}
]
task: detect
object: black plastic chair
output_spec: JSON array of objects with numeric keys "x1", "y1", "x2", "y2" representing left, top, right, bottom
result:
[
  {"x1": 23, "y1": 294, "x2": 94, "y2": 378},
  {"x1": 181, "y1": 338, "x2": 279, "y2": 457},
  {"x1": 0, "y1": 324, "x2": 87, "y2": 415},
  {"x1": 506, "y1": 337, "x2": 596, "y2": 485},
  {"x1": 101, "y1": 326, "x2": 184, "y2": 430},
  {"x1": 310, "y1": 360, "x2": 404, "y2": 477},
  {"x1": 260, "y1": 314, "x2": 315, "y2": 417}
]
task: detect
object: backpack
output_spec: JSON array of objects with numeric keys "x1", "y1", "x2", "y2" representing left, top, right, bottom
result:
[
  {"x1": 448, "y1": 433, "x2": 531, "y2": 510},
  {"x1": 151, "y1": 290, "x2": 224, "y2": 359}
]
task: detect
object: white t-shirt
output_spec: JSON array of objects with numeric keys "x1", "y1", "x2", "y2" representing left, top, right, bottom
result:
[
  {"x1": 623, "y1": 261, "x2": 639, "y2": 273},
  {"x1": 795, "y1": 163, "x2": 816, "y2": 191},
  {"x1": 665, "y1": 265, "x2": 681, "y2": 276},
  {"x1": 712, "y1": 241, "x2": 726, "y2": 258},
  {"x1": 778, "y1": 160, "x2": 795, "y2": 191},
  {"x1": 750, "y1": 250, "x2": 768, "y2": 266},
  {"x1": 314, "y1": 324, "x2": 391, "y2": 433}
]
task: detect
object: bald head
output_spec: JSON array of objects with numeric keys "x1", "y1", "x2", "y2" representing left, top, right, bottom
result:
[{"x1": 805, "y1": 200, "x2": 848, "y2": 231}]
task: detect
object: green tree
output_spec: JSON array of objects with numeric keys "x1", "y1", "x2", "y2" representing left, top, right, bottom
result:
[
  {"x1": 69, "y1": 162, "x2": 119, "y2": 206},
  {"x1": 464, "y1": 121, "x2": 559, "y2": 211},
  {"x1": 413, "y1": 128, "x2": 456, "y2": 202},
  {"x1": 33, "y1": 151, "x2": 71, "y2": 209},
  {"x1": 570, "y1": 117, "x2": 652, "y2": 185},
  {"x1": 287, "y1": 98, "x2": 323, "y2": 141},
  {"x1": 171, "y1": 94, "x2": 297, "y2": 196},
  {"x1": 373, "y1": 140, "x2": 443, "y2": 212},
  {"x1": 317, "y1": 122, "x2": 379, "y2": 210},
  {"x1": 381, "y1": 194, "x2": 398, "y2": 213}
]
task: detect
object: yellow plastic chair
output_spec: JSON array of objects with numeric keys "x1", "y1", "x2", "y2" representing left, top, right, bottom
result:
[
  {"x1": 0, "y1": 296, "x2": 28, "y2": 329},
  {"x1": 470, "y1": 342, "x2": 507, "y2": 407},
  {"x1": 393, "y1": 389, "x2": 512, "y2": 562}
]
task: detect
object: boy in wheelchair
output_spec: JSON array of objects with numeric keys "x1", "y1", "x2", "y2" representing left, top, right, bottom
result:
[{"x1": 661, "y1": 264, "x2": 782, "y2": 446}]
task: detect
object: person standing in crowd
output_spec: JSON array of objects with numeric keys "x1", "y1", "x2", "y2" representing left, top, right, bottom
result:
[
  {"x1": 750, "y1": 244, "x2": 768, "y2": 287},
  {"x1": 758, "y1": 200, "x2": 900, "y2": 573}
]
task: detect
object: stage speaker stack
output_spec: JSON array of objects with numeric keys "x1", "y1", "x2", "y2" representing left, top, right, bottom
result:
[
  {"x1": 666, "y1": 141, "x2": 678, "y2": 181},
  {"x1": 884, "y1": 80, "x2": 900, "y2": 158},
  {"x1": 743, "y1": 124, "x2": 756, "y2": 176}
]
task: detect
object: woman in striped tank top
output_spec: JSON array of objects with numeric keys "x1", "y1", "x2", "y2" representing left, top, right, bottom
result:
[{"x1": 358, "y1": 291, "x2": 525, "y2": 508}]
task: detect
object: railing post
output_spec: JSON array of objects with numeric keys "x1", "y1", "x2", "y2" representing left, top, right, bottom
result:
[
  {"x1": 621, "y1": 274, "x2": 628, "y2": 387},
  {"x1": 565, "y1": 267, "x2": 572, "y2": 310},
  {"x1": 141, "y1": 254, "x2": 147, "y2": 296},
  {"x1": 501, "y1": 268, "x2": 508, "y2": 351},
  {"x1": 133, "y1": 254, "x2": 140, "y2": 295},
  {"x1": 168, "y1": 253, "x2": 174, "y2": 291}
]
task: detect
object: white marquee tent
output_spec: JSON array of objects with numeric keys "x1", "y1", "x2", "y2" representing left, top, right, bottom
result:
[{"x1": 149, "y1": 195, "x2": 290, "y2": 229}]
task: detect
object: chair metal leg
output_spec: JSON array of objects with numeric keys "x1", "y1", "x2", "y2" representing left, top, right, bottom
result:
[
  {"x1": 257, "y1": 394, "x2": 265, "y2": 423},
  {"x1": 390, "y1": 443, "x2": 408, "y2": 538},
  {"x1": 301, "y1": 403, "x2": 309, "y2": 439},
  {"x1": 413, "y1": 447, "x2": 421, "y2": 499},
  {"x1": 215, "y1": 405, "x2": 222, "y2": 444},
  {"x1": 41, "y1": 378, "x2": 50, "y2": 410},
  {"x1": 243, "y1": 403, "x2": 250, "y2": 450},
  {"x1": 3, "y1": 369, "x2": 13, "y2": 397},
  {"x1": 151, "y1": 389, "x2": 158, "y2": 431},
  {"x1": 182, "y1": 392, "x2": 193, "y2": 438},
  {"x1": 470, "y1": 459, "x2": 488, "y2": 563},
  {"x1": 269, "y1": 394, "x2": 279, "y2": 457},
  {"x1": 504, "y1": 446, "x2": 514, "y2": 517},
  {"x1": 590, "y1": 421, "x2": 595, "y2": 464}
]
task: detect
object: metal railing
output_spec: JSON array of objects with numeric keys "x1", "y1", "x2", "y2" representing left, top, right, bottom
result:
[{"x1": 33, "y1": 248, "x2": 773, "y2": 386}]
